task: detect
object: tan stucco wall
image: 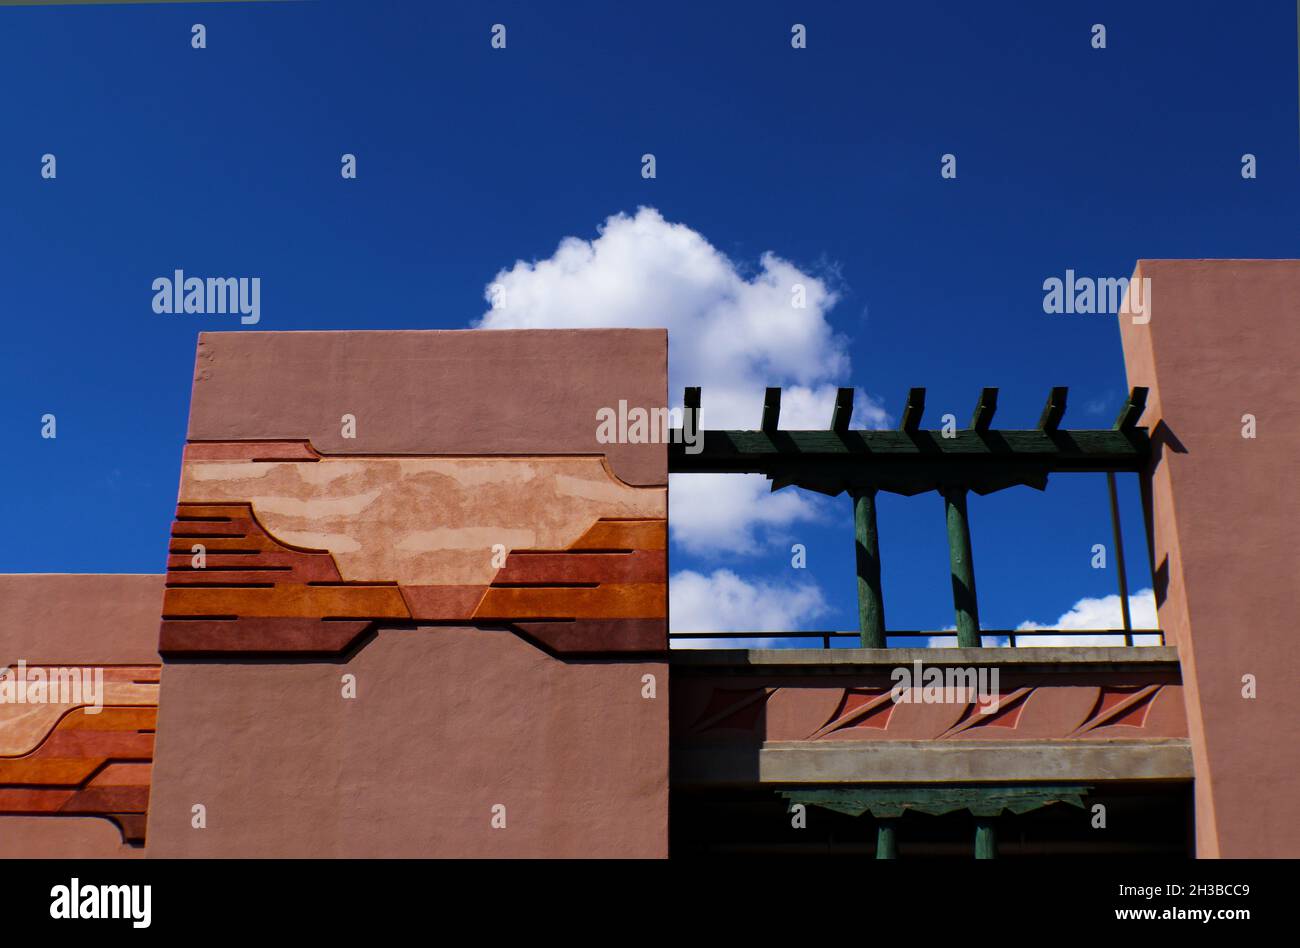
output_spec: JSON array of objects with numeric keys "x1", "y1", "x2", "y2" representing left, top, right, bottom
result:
[
  {"x1": 0, "y1": 574, "x2": 163, "y2": 858},
  {"x1": 186, "y1": 329, "x2": 668, "y2": 487},
  {"x1": 0, "y1": 817, "x2": 146, "y2": 859},
  {"x1": 1120, "y1": 259, "x2": 1300, "y2": 857},
  {"x1": 146, "y1": 327, "x2": 671, "y2": 857},
  {"x1": 146, "y1": 627, "x2": 668, "y2": 857},
  {"x1": 0, "y1": 574, "x2": 163, "y2": 665}
]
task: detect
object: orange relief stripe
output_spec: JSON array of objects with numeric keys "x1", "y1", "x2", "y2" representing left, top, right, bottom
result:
[
  {"x1": 474, "y1": 583, "x2": 665, "y2": 620},
  {"x1": 493, "y1": 549, "x2": 666, "y2": 585},
  {"x1": 0, "y1": 788, "x2": 75, "y2": 811},
  {"x1": 59, "y1": 708, "x2": 158, "y2": 732},
  {"x1": 40, "y1": 730, "x2": 155, "y2": 758},
  {"x1": 86, "y1": 763, "x2": 154, "y2": 788},
  {"x1": 59, "y1": 787, "x2": 150, "y2": 813},
  {"x1": 166, "y1": 550, "x2": 342, "y2": 580},
  {"x1": 0, "y1": 758, "x2": 102, "y2": 785},
  {"x1": 163, "y1": 585, "x2": 410, "y2": 619},
  {"x1": 568, "y1": 519, "x2": 666, "y2": 551},
  {"x1": 169, "y1": 534, "x2": 281, "y2": 553}
]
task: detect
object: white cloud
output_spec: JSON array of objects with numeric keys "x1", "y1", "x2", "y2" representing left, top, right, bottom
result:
[
  {"x1": 669, "y1": 568, "x2": 829, "y2": 648},
  {"x1": 1013, "y1": 587, "x2": 1160, "y2": 647},
  {"x1": 474, "y1": 206, "x2": 886, "y2": 556},
  {"x1": 925, "y1": 587, "x2": 1159, "y2": 647},
  {"x1": 668, "y1": 473, "x2": 824, "y2": 556},
  {"x1": 924, "y1": 588, "x2": 1161, "y2": 648}
]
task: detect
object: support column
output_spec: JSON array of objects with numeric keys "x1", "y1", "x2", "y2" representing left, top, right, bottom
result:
[
  {"x1": 853, "y1": 488, "x2": 886, "y2": 648},
  {"x1": 944, "y1": 487, "x2": 981, "y2": 647},
  {"x1": 974, "y1": 819, "x2": 997, "y2": 859},
  {"x1": 875, "y1": 819, "x2": 897, "y2": 859}
]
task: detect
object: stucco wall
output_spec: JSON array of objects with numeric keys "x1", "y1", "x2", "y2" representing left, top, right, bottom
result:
[
  {"x1": 0, "y1": 573, "x2": 163, "y2": 858},
  {"x1": 1120, "y1": 259, "x2": 1300, "y2": 857},
  {"x1": 146, "y1": 328, "x2": 670, "y2": 857},
  {"x1": 147, "y1": 627, "x2": 667, "y2": 857}
]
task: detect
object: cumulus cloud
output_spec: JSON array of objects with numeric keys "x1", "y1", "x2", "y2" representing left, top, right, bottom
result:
[
  {"x1": 1013, "y1": 588, "x2": 1160, "y2": 646},
  {"x1": 669, "y1": 568, "x2": 829, "y2": 648},
  {"x1": 924, "y1": 589, "x2": 1161, "y2": 648},
  {"x1": 474, "y1": 207, "x2": 886, "y2": 555},
  {"x1": 668, "y1": 473, "x2": 824, "y2": 556}
]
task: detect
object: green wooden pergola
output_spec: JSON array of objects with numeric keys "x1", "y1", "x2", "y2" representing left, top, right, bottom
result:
[
  {"x1": 668, "y1": 385, "x2": 1152, "y2": 648},
  {"x1": 780, "y1": 785, "x2": 1093, "y2": 858}
]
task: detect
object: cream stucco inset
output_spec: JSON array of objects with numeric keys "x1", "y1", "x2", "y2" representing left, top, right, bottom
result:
[
  {"x1": 180, "y1": 455, "x2": 666, "y2": 586},
  {"x1": 0, "y1": 677, "x2": 160, "y2": 757}
]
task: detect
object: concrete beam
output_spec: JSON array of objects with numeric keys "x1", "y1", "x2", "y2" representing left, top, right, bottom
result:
[
  {"x1": 673, "y1": 739, "x2": 1193, "y2": 786},
  {"x1": 670, "y1": 646, "x2": 1180, "y2": 672}
]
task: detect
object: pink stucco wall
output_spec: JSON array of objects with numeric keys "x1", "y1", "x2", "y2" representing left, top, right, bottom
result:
[
  {"x1": 1120, "y1": 259, "x2": 1300, "y2": 857},
  {"x1": 145, "y1": 327, "x2": 670, "y2": 857},
  {"x1": 0, "y1": 573, "x2": 163, "y2": 858},
  {"x1": 0, "y1": 574, "x2": 163, "y2": 665},
  {"x1": 147, "y1": 627, "x2": 667, "y2": 857}
]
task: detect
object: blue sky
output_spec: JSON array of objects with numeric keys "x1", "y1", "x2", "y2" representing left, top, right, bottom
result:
[{"x1": 2, "y1": 1, "x2": 1297, "y2": 639}]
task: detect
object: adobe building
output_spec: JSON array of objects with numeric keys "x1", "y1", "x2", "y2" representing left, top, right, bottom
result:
[{"x1": 1, "y1": 260, "x2": 1296, "y2": 858}]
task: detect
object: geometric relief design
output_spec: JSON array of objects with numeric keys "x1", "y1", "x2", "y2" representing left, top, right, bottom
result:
[
  {"x1": 675, "y1": 677, "x2": 1186, "y2": 745},
  {"x1": 809, "y1": 688, "x2": 896, "y2": 738},
  {"x1": 1072, "y1": 684, "x2": 1161, "y2": 733},
  {"x1": 483, "y1": 517, "x2": 666, "y2": 654},
  {"x1": 941, "y1": 688, "x2": 1033, "y2": 736},
  {"x1": 161, "y1": 444, "x2": 668, "y2": 657},
  {"x1": 690, "y1": 688, "x2": 773, "y2": 733},
  {"x1": 161, "y1": 502, "x2": 403, "y2": 656},
  {"x1": 0, "y1": 666, "x2": 160, "y2": 845}
]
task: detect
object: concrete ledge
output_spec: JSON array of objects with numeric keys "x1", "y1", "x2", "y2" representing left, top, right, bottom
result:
[
  {"x1": 669, "y1": 646, "x2": 1179, "y2": 671},
  {"x1": 672, "y1": 739, "x2": 1194, "y2": 786}
]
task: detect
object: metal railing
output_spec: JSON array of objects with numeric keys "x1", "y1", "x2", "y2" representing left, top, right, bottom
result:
[{"x1": 669, "y1": 628, "x2": 1166, "y2": 649}]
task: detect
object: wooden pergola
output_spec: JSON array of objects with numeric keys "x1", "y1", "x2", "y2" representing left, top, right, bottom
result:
[{"x1": 668, "y1": 385, "x2": 1152, "y2": 648}]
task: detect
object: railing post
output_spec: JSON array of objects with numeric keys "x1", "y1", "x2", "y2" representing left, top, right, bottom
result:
[
  {"x1": 852, "y1": 488, "x2": 886, "y2": 648},
  {"x1": 944, "y1": 487, "x2": 981, "y2": 647}
]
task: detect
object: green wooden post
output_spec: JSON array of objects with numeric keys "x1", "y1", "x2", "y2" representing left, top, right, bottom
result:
[
  {"x1": 853, "y1": 488, "x2": 886, "y2": 648},
  {"x1": 876, "y1": 819, "x2": 898, "y2": 859},
  {"x1": 974, "y1": 818, "x2": 997, "y2": 859},
  {"x1": 944, "y1": 487, "x2": 981, "y2": 647}
]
